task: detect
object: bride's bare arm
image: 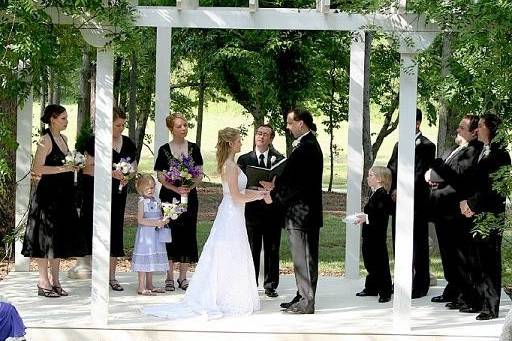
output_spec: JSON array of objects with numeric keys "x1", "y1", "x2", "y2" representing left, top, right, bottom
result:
[{"x1": 224, "y1": 162, "x2": 266, "y2": 204}]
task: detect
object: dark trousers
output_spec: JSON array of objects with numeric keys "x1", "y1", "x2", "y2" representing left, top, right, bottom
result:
[
  {"x1": 392, "y1": 212, "x2": 430, "y2": 297},
  {"x1": 435, "y1": 215, "x2": 475, "y2": 303},
  {"x1": 363, "y1": 225, "x2": 392, "y2": 297},
  {"x1": 472, "y1": 231, "x2": 502, "y2": 316},
  {"x1": 246, "y1": 220, "x2": 281, "y2": 290},
  {"x1": 287, "y1": 227, "x2": 319, "y2": 311}
]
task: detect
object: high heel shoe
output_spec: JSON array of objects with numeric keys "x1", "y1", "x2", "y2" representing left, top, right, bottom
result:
[
  {"x1": 52, "y1": 286, "x2": 69, "y2": 296},
  {"x1": 38, "y1": 285, "x2": 60, "y2": 298}
]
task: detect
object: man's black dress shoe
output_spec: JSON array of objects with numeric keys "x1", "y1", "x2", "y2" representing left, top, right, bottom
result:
[
  {"x1": 356, "y1": 289, "x2": 378, "y2": 297},
  {"x1": 283, "y1": 303, "x2": 314, "y2": 314},
  {"x1": 476, "y1": 312, "x2": 496, "y2": 320},
  {"x1": 459, "y1": 305, "x2": 481, "y2": 313},
  {"x1": 378, "y1": 296, "x2": 391, "y2": 303},
  {"x1": 280, "y1": 295, "x2": 300, "y2": 309},
  {"x1": 265, "y1": 288, "x2": 279, "y2": 298},
  {"x1": 431, "y1": 295, "x2": 450, "y2": 303},
  {"x1": 445, "y1": 301, "x2": 463, "y2": 310}
]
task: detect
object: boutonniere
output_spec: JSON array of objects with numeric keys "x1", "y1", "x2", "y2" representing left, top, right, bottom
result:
[
  {"x1": 270, "y1": 155, "x2": 277, "y2": 165},
  {"x1": 291, "y1": 140, "x2": 300, "y2": 148},
  {"x1": 415, "y1": 138, "x2": 421, "y2": 146}
]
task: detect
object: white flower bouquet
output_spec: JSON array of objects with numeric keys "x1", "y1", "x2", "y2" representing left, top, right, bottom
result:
[
  {"x1": 62, "y1": 150, "x2": 86, "y2": 184},
  {"x1": 157, "y1": 200, "x2": 187, "y2": 243},
  {"x1": 112, "y1": 157, "x2": 136, "y2": 193}
]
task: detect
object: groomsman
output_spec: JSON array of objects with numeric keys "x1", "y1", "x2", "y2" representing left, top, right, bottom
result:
[
  {"x1": 387, "y1": 109, "x2": 436, "y2": 298},
  {"x1": 263, "y1": 108, "x2": 323, "y2": 314},
  {"x1": 238, "y1": 124, "x2": 285, "y2": 298},
  {"x1": 426, "y1": 115, "x2": 482, "y2": 307},
  {"x1": 459, "y1": 114, "x2": 511, "y2": 320}
]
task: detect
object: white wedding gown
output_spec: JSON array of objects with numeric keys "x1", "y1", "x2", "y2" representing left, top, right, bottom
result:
[{"x1": 144, "y1": 169, "x2": 260, "y2": 319}]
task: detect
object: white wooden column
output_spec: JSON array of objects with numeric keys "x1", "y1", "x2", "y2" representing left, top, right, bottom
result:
[
  {"x1": 14, "y1": 92, "x2": 33, "y2": 272},
  {"x1": 91, "y1": 47, "x2": 114, "y2": 326},
  {"x1": 344, "y1": 32, "x2": 365, "y2": 279},
  {"x1": 154, "y1": 27, "x2": 171, "y2": 162},
  {"x1": 392, "y1": 52, "x2": 418, "y2": 332}
]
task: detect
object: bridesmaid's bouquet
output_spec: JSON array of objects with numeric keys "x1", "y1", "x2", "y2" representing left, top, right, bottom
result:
[
  {"x1": 163, "y1": 154, "x2": 202, "y2": 204},
  {"x1": 113, "y1": 157, "x2": 136, "y2": 193},
  {"x1": 63, "y1": 150, "x2": 86, "y2": 185}
]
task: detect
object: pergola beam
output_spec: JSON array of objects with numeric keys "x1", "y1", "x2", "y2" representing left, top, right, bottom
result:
[{"x1": 135, "y1": 7, "x2": 439, "y2": 32}]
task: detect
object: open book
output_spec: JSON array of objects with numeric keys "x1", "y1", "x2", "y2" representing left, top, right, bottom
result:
[{"x1": 245, "y1": 158, "x2": 287, "y2": 188}]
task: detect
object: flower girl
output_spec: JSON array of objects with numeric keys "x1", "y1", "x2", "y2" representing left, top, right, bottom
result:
[{"x1": 132, "y1": 174, "x2": 170, "y2": 296}]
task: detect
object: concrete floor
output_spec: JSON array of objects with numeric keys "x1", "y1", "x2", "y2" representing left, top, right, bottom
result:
[{"x1": 0, "y1": 272, "x2": 508, "y2": 341}]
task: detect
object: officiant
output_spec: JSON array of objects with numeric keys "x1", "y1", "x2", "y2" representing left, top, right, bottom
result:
[{"x1": 237, "y1": 124, "x2": 285, "y2": 298}]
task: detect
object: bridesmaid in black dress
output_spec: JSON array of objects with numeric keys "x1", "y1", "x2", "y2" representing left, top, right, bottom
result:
[
  {"x1": 154, "y1": 113, "x2": 203, "y2": 291},
  {"x1": 22, "y1": 104, "x2": 87, "y2": 297},
  {"x1": 80, "y1": 107, "x2": 137, "y2": 291}
]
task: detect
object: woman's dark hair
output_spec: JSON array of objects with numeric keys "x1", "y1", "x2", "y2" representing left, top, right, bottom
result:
[
  {"x1": 291, "y1": 107, "x2": 317, "y2": 132},
  {"x1": 113, "y1": 106, "x2": 127, "y2": 121},
  {"x1": 481, "y1": 113, "x2": 501, "y2": 140},
  {"x1": 41, "y1": 104, "x2": 66, "y2": 124}
]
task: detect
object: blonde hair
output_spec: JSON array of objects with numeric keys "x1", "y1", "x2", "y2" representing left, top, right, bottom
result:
[
  {"x1": 135, "y1": 173, "x2": 156, "y2": 196},
  {"x1": 369, "y1": 166, "x2": 392, "y2": 193},
  {"x1": 166, "y1": 112, "x2": 187, "y2": 132},
  {"x1": 216, "y1": 127, "x2": 240, "y2": 174}
]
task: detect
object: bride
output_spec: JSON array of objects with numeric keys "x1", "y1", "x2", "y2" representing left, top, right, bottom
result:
[{"x1": 144, "y1": 127, "x2": 266, "y2": 318}]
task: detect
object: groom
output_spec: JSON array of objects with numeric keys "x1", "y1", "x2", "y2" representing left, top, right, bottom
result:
[
  {"x1": 238, "y1": 124, "x2": 285, "y2": 297},
  {"x1": 263, "y1": 108, "x2": 323, "y2": 314}
]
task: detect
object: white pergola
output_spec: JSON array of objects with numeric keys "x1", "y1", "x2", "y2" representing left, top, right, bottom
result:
[{"x1": 14, "y1": 0, "x2": 439, "y2": 333}]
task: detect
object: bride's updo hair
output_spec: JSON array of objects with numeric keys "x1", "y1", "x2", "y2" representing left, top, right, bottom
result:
[{"x1": 216, "y1": 127, "x2": 240, "y2": 173}]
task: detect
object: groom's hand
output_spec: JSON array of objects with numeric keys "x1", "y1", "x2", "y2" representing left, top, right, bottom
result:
[
  {"x1": 259, "y1": 176, "x2": 276, "y2": 191},
  {"x1": 263, "y1": 192, "x2": 273, "y2": 204}
]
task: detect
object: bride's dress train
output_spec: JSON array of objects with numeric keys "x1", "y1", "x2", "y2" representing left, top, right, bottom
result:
[{"x1": 143, "y1": 170, "x2": 260, "y2": 319}]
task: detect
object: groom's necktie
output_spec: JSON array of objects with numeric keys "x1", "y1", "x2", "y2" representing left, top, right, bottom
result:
[{"x1": 259, "y1": 154, "x2": 266, "y2": 168}]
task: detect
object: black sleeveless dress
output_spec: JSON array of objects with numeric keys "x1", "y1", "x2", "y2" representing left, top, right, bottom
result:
[
  {"x1": 22, "y1": 132, "x2": 87, "y2": 259},
  {"x1": 154, "y1": 142, "x2": 203, "y2": 263},
  {"x1": 79, "y1": 135, "x2": 137, "y2": 256}
]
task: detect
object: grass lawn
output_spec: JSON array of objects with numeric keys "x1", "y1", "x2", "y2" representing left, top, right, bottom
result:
[{"x1": 122, "y1": 214, "x2": 512, "y2": 281}]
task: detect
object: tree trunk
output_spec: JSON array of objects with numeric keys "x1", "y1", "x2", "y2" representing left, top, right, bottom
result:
[
  {"x1": 135, "y1": 103, "x2": 151, "y2": 164},
  {"x1": 361, "y1": 32, "x2": 373, "y2": 204},
  {"x1": 54, "y1": 83, "x2": 61, "y2": 105},
  {"x1": 128, "y1": 52, "x2": 137, "y2": 142},
  {"x1": 40, "y1": 82, "x2": 47, "y2": 133},
  {"x1": 77, "y1": 47, "x2": 92, "y2": 134},
  {"x1": 113, "y1": 57, "x2": 122, "y2": 108},
  {"x1": 47, "y1": 67, "x2": 54, "y2": 104},
  {"x1": 195, "y1": 73, "x2": 206, "y2": 150},
  {"x1": 437, "y1": 32, "x2": 458, "y2": 157},
  {"x1": 0, "y1": 98, "x2": 17, "y2": 241}
]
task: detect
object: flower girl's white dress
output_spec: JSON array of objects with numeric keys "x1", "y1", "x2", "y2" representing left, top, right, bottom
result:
[{"x1": 143, "y1": 168, "x2": 260, "y2": 318}]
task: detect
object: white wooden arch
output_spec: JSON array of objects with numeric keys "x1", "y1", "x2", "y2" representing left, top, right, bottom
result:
[{"x1": 14, "y1": 1, "x2": 439, "y2": 332}]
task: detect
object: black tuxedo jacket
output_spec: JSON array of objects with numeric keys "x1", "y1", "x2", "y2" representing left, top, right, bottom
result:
[
  {"x1": 238, "y1": 147, "x2": 285, "y2": 220},
  {"x1": 466, "y1": 143, "x2": 511, "y2": 214},
  {"x1": 362, "y1": 187, "x2": 393, "y2": 236},
  {"x1": 387, "y1": 133, "x2": 436, "y2": 209},
  {"x1": 271, "y1": 132, "x2": 323, "y2": 230},
  {"x1": 429, "y1": 139, "x2": 483, "y2": 217}
]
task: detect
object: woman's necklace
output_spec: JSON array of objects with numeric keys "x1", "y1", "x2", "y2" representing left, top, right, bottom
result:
[{"x1": 113, "y1": 136, "x2": 123, "y2": 152}]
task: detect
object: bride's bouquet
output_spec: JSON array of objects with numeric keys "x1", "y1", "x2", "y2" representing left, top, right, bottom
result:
[
  {"x1": 157, "y1": 199, "x2": 188, "y2": 243},
  {"x1": 163, "y1": 154, "x2": 202, "y2": 204},
  {"x1": 62, "y1": 150, "x2": 86, "y2": 185},
  {"x1": 112, "y1": 157, "x2": 136, "y2": 193}
]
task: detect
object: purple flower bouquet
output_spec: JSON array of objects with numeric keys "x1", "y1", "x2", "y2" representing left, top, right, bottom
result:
[{"x1": 163, "y1": 154, "x2": 202, "y2": 204}]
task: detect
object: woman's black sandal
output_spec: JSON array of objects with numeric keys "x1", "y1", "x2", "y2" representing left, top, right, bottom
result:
[
  {"x1": 38, "y1": 285, "x2": 60, "y2": 298},
  {"x1": 109, "y1": 280, "x2": 124, "y2": 291},
  {"x1": 177, "y1": 278, "x2": 189, "y2": 290}
]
